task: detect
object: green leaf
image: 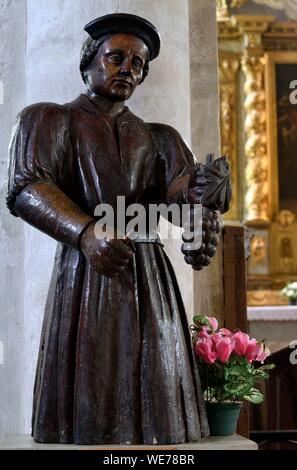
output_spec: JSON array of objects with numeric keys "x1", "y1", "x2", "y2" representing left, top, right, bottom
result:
[
  {"x1": 193, "y1": 315, "x2": 209, "y2": 328},
  {"x1": 223, "y1": 366, "x2": 254, "y2": 397},
  {"x1": 253, "y1": 369, "x2": 269, "y2": 380},
  {"x1": 258, "y1": 364, "x2": 276, "y2": 371},
  {"x1": 243, "y1": 388, "x2": 264, "y2": 404},
  {"x1": 224, "y1": 364, "x2": 248, "y2": 380},
  {"x1": 228, "y1": 355, "x2": 244, "y2": 364}
]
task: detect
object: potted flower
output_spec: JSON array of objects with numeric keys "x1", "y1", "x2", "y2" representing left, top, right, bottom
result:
[
  {"x1": 281, "y1": 282, "x2": 297, "y2": 305},
  {"x1": 191, "y1": 315, "x2": 275, "y2": 436}
]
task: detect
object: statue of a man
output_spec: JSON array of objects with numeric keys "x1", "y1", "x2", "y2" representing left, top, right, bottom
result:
[{"x1": 7, "y1": 13, "x2": 222, "y2": 445}]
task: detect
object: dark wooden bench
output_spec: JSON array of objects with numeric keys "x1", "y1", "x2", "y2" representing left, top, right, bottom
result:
[{"x1": 250, "y1": 344, "x2": 297, "y2": 450}]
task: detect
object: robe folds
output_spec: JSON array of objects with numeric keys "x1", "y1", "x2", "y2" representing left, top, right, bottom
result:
[{"x1": 7, "y1": 93, "x2": 209, "y2": 445}]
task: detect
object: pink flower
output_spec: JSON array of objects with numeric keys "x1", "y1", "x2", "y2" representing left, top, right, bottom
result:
[
  {"x1": 198, "y1": 327, "x2": 210, "y2": 339},
  {"x1": 193, "y1": 316, "x2": 271, "y2": 368},
  {"x1": 232, "y1": 331, "x2": 250, "y2": 355},
  {"x1": 245, "y1": 339, "x2": 262, "y2": 363},
  {"x1": 194, "y1": 338, "x2": 217, "y2": 364},
  {"x1": 206, "y1": 332, "x2": 235, "y2": 363},
  {"x1": 215, "y1": 336, "x2": 234, "y2": 363},
  {"x1": 256, "y1": 343, "x2": 270, "y2": 363},
  {"x1": 219, "y1": 328, "x2": 232, "y2": 336},
  {"x1": 206, "y1": 316, "x2": 219, "y2": 331},
  {"x1": 211, "y1": 332, "x2": 223, "y2": 346},
  {"x1": 231, "y1": 332, "x2": 270, "y2": 363}
]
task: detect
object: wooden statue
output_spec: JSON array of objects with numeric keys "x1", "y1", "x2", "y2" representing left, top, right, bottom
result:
[{"x1": 7, "y1": 13, "x2": 231, "y2": 445}]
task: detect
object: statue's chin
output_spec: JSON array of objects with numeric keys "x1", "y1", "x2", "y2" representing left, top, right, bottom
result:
[
  {"x1": 109, "y1": 88, "x2": 134, "y2": 102},
  {"x1": 87, "y1": 88, "x2": 132, "y2": 102}
]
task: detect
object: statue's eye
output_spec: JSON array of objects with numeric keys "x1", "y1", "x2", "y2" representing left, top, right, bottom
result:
[
  {"x1": 109, "y1": 54, "x2": 122, "y2": 64},
  {"x1": 132, "y1": 58, "x2": 142, "y2": 69}
]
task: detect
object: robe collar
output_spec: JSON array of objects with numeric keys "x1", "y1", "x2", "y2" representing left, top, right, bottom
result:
[{"x1": 68, "y1": 93, "x2": 143, "y2": 125}]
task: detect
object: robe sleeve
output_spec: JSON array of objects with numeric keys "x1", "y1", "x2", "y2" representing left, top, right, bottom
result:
[
  {"x1": 149, "y1": 123, "x2": 197, "y2": 206},
  {"x1": 7, "y1": 103, "x2": 67, "y2": 215},
  {"x1": 6, "y1": 103, "x2": 94, "y2": 248}
]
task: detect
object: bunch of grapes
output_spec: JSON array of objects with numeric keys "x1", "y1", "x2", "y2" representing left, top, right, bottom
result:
[{"x1": 181, "y1": 207, "x2": 220, "y2": 271}]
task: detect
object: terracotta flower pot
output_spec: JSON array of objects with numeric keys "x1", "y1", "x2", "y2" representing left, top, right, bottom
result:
[{"x1": 206, "y1": 402, "x2": 242, "y2": 436}]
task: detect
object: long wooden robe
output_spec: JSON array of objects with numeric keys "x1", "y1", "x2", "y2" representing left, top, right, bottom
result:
[{"x1": 7, "y1": 93, "x2": 209, "y2": 445}]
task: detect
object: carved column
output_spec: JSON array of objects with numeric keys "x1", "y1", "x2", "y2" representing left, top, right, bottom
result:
[
  {"x1": 236, "y1": 16, "x2": 275, "y2": 224},
  {"x1": 219, "y1": 54, "x2": 239, "y2": 220},
  {"x1": 242, "y1": 54, "x2": 268, "y2": 223}
]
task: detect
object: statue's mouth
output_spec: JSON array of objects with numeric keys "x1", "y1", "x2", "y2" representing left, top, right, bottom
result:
[{"x1": 113, "y1": 78, "x2": 133, "y2": 88}]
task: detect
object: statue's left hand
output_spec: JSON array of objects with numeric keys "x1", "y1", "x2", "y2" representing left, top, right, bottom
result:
[
  {"x1": 188, "y1": 156, "x2": 232, "y2": 214},
  {"x1": 187, "y1": 164, "x2": 207, "y2": 205}
]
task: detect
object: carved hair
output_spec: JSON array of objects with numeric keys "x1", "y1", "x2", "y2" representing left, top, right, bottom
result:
[{"x1": 80, "y1": 35, "x2": 150, "y2": 85}]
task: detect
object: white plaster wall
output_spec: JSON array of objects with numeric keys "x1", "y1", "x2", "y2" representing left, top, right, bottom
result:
[
  {"x1": 189, "y1": 0, "x2": 224, "y2": 321},
  {"x1": 0, "y1": 0, "x2": 27, "y2": 440},
  {"x1": 1, "y1": 0, "x2": 194, "y2": 436}
]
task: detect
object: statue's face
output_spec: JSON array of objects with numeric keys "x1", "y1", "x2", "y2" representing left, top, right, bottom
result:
[{"x1": 85, "y1": 33, "x2": 149, "y2": 101}]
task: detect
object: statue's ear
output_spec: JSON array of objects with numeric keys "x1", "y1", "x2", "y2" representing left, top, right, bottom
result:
[
  {"x1": 139, "y1": 61, "x2": 149, "y2": 85},
  {"x1": 81, "y1": 70, "x2": 87, "y2": 84},
  {"x1": 82, "y1": 66, "x2": 93, "y2": 87}
]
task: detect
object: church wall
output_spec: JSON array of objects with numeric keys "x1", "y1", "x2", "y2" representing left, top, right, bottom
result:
[
  {"x1": 189, "y1": 0, "x2": 224, "y2": 322},
  {"x1": 0, "y1": 0, "x2": 27, "y2": 440}
]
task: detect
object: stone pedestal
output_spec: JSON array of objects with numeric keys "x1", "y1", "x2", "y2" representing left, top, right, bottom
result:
[{"x1": 0, "y1": 434, "x2": 258, "y2": 451}]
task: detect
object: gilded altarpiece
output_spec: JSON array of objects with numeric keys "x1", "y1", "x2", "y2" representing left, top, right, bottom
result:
[{"x1": 218, "y1": 11, "x2": 297, "y2": 305}]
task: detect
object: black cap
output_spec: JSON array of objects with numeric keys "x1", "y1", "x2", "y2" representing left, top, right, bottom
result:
[{"x1": 84, "y1": 13, "x2": 161, "y2": 60}]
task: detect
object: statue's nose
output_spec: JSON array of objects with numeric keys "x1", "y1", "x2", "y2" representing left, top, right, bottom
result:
[
  {"x1": 120, "y1": 57, "x2": 133, "y2": 74},
  {"x1": 120, "y1": 70, "x2": 132, "y2": 77}
]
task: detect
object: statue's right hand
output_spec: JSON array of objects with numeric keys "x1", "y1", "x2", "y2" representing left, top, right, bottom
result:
[{"x1": 79, "y1": 222, "x2": 134, "y2": 277}]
